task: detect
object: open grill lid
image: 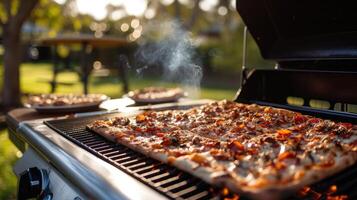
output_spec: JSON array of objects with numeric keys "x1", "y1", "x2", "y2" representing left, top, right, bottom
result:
[{"x1": 236, "y1": 0, "x2": 357, "y2": 63}]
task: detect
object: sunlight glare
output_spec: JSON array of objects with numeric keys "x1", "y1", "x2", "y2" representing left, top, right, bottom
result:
[
  {"x1": 218, "y1": 6, "x2": 228, "y2": 16},
  {"x1": 111, "y1": 10, "x2": 126, "y2": 20},
  {"x1": 132, "y1": 30, "x2": 142, "y2": 39},
  {"x1": 161, "y1": 0, "x2": 174, "y2": 6},
  {"x1": 145, "y1": 8, "x2": 156, "y2": 19},
  {"x1": 120, "y1": 23, "x2": 129, "y2": 32},
  {"x1": 54, "y1": 0, "x2": 66, "y2": 4},
  {"x1": 124, "y1": 0, "x2": 147, "y2": 16},
  {"x1": 131, "y1": 19, "x2": 140, "y2": 29},
  {"x1": 230, "y1": 0, "x2": 237, "y2": 10},
  {"x1": 199, "y1": 0, "x2": 219, "y2": 12},
  {"x1": 76, "y1": 0, "x2": 148, "y2": 20},
  {"x1": 76, "y1": 0, "x2": 108, "y2": 20}
]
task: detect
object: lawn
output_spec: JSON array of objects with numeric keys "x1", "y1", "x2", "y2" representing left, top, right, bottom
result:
[
  {"x1": 0, "y1": 62, "x2": 238, "y2": 199},
  {"x1": 0, "y1": 129, "x2": 18, "y2": 200},
  {"x1": 20, "y1": 62, "x2": 238, "y2": 100}
]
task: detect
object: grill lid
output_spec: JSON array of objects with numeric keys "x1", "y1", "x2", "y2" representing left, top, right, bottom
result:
[{"x1": 236, "y1": 0, "x2": 357, "y2": 62}]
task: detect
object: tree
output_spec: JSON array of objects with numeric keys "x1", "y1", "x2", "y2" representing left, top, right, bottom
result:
[{"x1": 0, "y1": 0, "x2": 39, "y2": 109}]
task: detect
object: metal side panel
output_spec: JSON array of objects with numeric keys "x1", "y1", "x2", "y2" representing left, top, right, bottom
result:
[
  {"x1": 17, "y1": 120, "x2": 168, "y2": 200},
  {"x1": 14, "y1": 147, "x2": 86, "y2": 200}
]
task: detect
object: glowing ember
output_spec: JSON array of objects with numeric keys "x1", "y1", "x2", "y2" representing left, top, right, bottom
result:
[
  {"x1": 326, "y1": 195, "x2": 348, "y2": 200},
  {"x1": 310, "y1": 190, "x2": 322, "y2": 200},
  {"x1": 219, "y1": 187, "x2": 240, "y2": 200},
  {"x1": 221, "y1": 187, "x2": 229, "y2": 196},
  {"x1": 223, "y1": 195, "x2": 240, "y2": 200},
  {"x1": 327, "y1": 185, "x2": 338, "y2": 194},
  {"x1": 297, "y1": 186, "x2": 311, "y2": 197},
  {"x1": 297, "y1": 184, "x2": 349, "y2": 200}
]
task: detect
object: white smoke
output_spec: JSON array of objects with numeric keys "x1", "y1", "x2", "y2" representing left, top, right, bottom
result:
[{"x1": 135, "y1": 19, "x2": 203, "y2": 98}]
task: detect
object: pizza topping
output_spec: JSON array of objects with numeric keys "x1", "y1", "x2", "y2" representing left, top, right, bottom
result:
[
  {"x1": 27, "y1": 94, "x2": 106, "y2": 106},
  {"x1": 91, "y1": 120, "x2": 109, "y2": 128},
  {"x1": 161, "y1": 135, "x2": 179, "y2": 147},
  {"x1": 191, "y1": 154, "x2": 210, "y2": 166},
  {"x1": 112, "y1": 117, "x2": 130, "y2": 126},
  {"x1": 277, "y1": 129, "x2": 292, "y2": 136},
  {"x1": 88, "y1": 100, "x2": 357, "y2": 192},
  {"x1": 228, "y1": 141, "x2": 245, "y2": 154},
  {"x1": 128, "y1": 87, "x2": 184, "y2": 102},
  {"x1": 294, "y1": 114, "x2": 307, "y2": 124},
  {"x1": 262, "y1": 137, "x2": 279, "y2": 147},
  {"x1": 317, "y1": 159, "x2": 335, "y2": 168},
  {"x1": 155, "y1": 132, "x2": 165, "y2": 137},
  {"x1": 293, "y1": 170, "x2": 305, "y2": 181},
  {"x1": 151, "y1": 143, "x2": 162, "y2": 149},
  {"x1": 274, "y1": 161, "x2": 286, "y2": 170},
  {"x1": 167, "y1": 156, "x2": 176, "y2": 164},
  {"x1": 115, "y1": 132, "x2": 127, "y2": 139},
  {"x1": 192, "y1": 135, "x2": 202, "y2": 145},
  {"x1": 136, "y1": 114, "x2": 147, "y2": 123},
  {"x1": 314, "y1": 121, "x2": 334, "y2": 132},
  {"x1": 210, "y1": 149, "x2": 231, "y2": 160},
  {"x1": 216, "y1": 119, "x2": 225, "y2": 126},
  {"x1": 309, "y1": 118, "x2": 321, "y2": 124},
  {"x1": 349, "y1": 140, "x2": 357, "y2": 146},
  {"x1": 278, "y1": 151, "x2": 296, "y2": 161},
  {"x1": 338, "y1": 131, "x2": 352, "y2": 139},
  {"x1": 339, "y1": 123, "x2": 353, "y2": 129},
  {"x1": 53, "y1": 98, "x2": 69, "y2": 105}
]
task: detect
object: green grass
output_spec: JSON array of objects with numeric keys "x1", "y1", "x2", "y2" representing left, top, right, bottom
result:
[
  {"x1": 0, "y1": 130, "x2": 18, "y2": 200},
  {"x1": 1, "y1": 62, "x2": 237, "y2": 199},
  {"x1": 20, "y1": 62, "x2": 237, "y2": 100}
]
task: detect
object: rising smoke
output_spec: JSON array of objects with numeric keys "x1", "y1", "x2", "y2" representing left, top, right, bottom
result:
[{"x1": 134, "y1": 20, "x2": 203, "y2": 98}]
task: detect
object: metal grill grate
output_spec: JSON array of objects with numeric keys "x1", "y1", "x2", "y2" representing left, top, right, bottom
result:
[{"x1": 45, "y1": 115, "x2": 357, "y2": 200}]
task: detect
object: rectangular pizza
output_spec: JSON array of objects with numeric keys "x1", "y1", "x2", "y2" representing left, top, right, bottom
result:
[{"x1": 87, "y1": 100, "x2": 357, "y2": 199}]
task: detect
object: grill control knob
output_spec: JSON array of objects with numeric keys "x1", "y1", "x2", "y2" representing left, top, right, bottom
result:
[{"x1": 18, "y1": 167, "x2": 52, "y2": 200}]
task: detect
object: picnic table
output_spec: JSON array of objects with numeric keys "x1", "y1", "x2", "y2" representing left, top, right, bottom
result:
[{"x1": 41, "y1": 35, "x2": 132, "y2": 94}]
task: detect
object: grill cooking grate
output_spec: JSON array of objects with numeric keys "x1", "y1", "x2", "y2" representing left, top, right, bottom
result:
[
  {"x1": 45, "y1": 115, "x2": 357, "y2": 200},
  {"x1": 45, "y1": 115, "x2": 225, "y2": 200}
]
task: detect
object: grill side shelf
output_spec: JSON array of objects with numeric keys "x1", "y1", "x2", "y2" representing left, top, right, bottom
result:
[{"x1": 44, "y1": 116, "x2": 225, "y2": 200}]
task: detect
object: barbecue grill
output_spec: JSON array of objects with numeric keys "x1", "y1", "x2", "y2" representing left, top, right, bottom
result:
[{"x1": 8, "y1": 1, "x2": 357, "y2": 199}]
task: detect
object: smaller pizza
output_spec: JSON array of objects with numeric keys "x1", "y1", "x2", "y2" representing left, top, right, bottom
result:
[
  {"x1": 27, "y1": 94, "x2": 108, "y2": 107},
  {"x1": 127, "y1": 87, "x2": 185, "y2": 103}
]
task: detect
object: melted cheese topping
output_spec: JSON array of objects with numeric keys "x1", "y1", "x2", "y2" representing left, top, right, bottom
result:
[{"x1": 89, "y1": 100, "x2": 357, "y2": 189}]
